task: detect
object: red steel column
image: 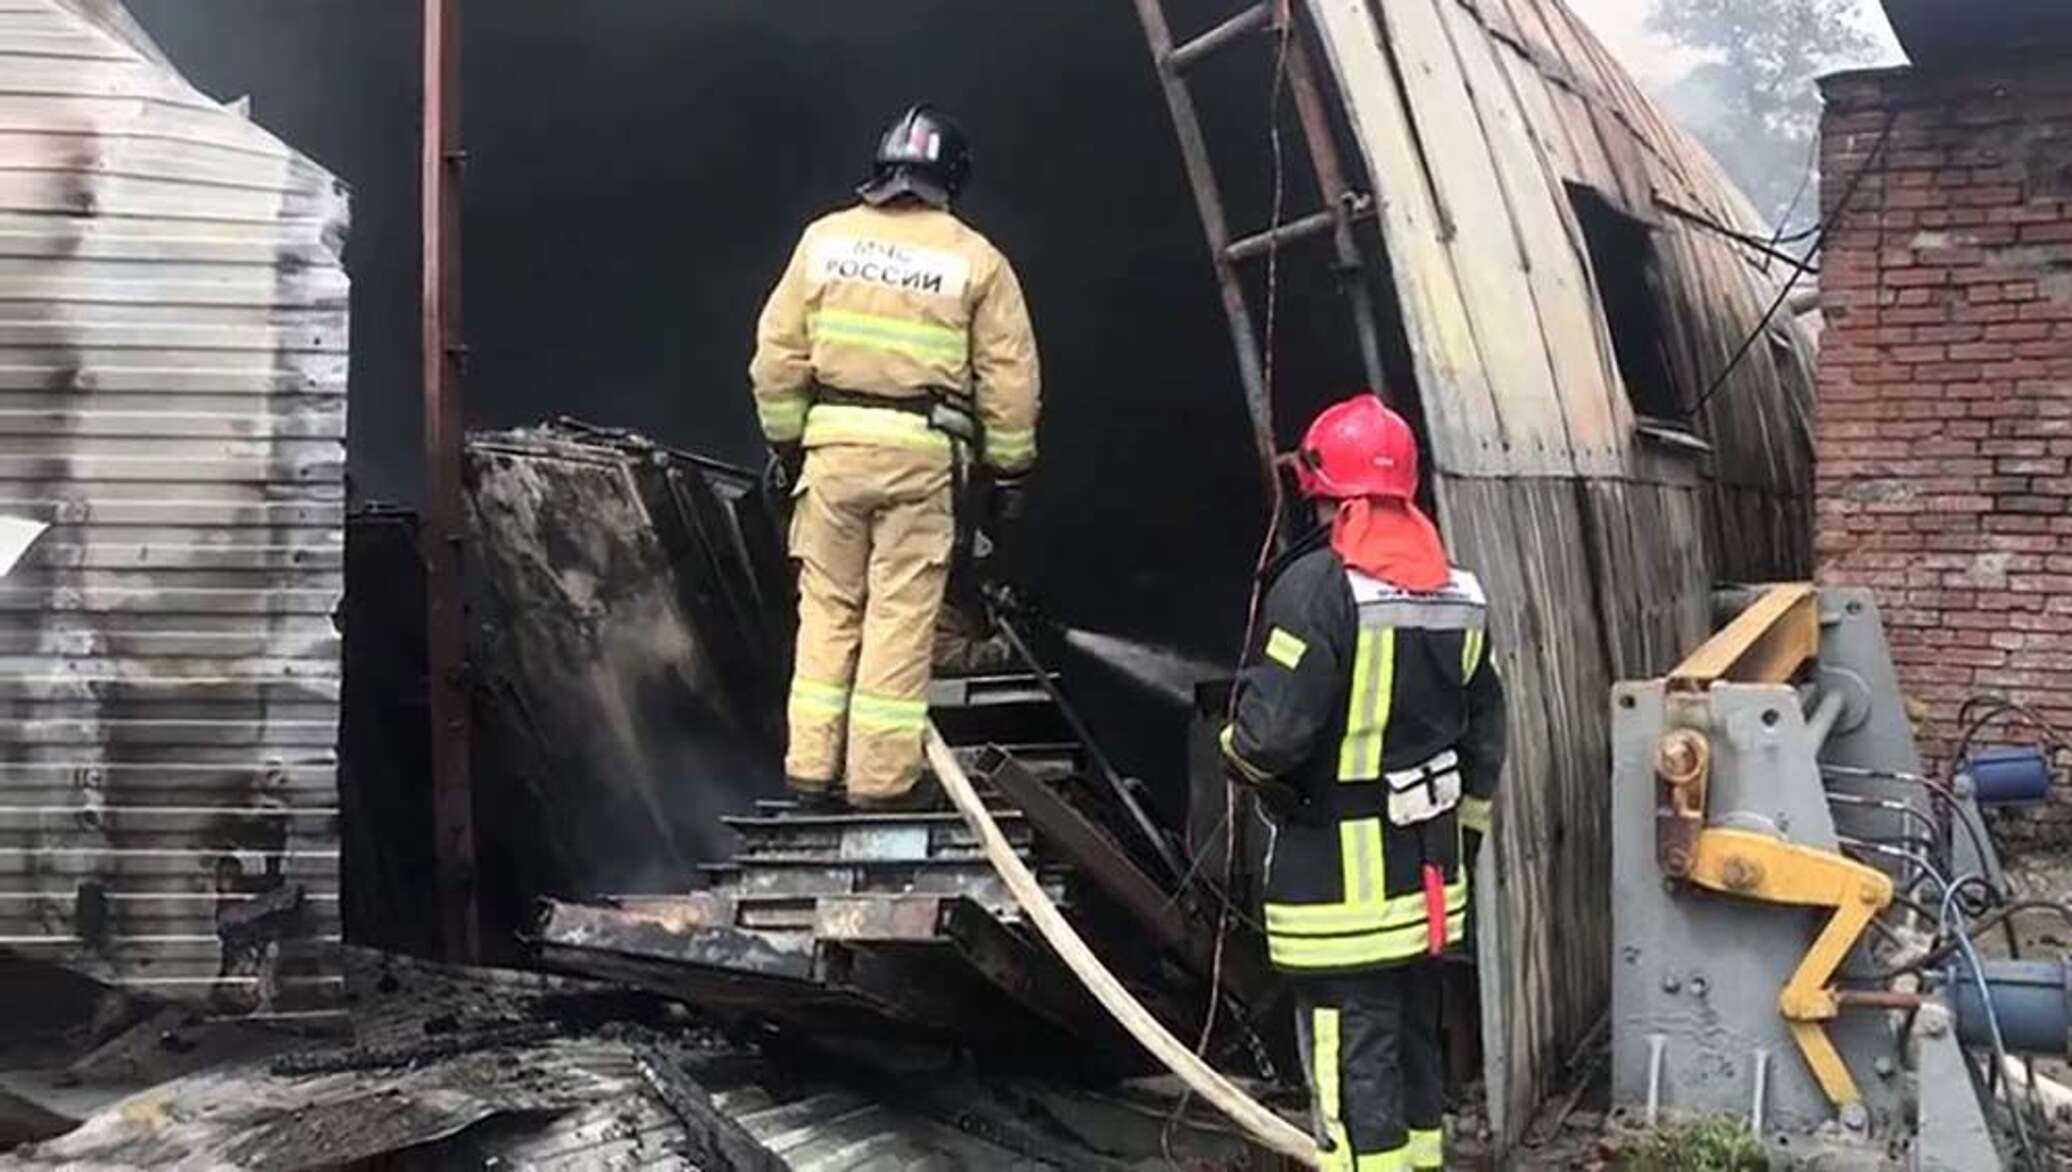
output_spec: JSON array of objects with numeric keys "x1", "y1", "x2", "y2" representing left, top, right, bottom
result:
[{"x1": 421, "y1": 0, "x2": 478, "y2": 962}]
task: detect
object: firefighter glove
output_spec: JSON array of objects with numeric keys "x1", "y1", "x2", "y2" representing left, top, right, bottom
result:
[
  {"x1": 984, "y1": 475, "x2": 1029, "y2": 572},
  {"x1": 769, "y1": 442, "x2": 805, "y2": 493},
  {"x1": 991, "y1": 474, "x2": 1030, "y2": 529}
]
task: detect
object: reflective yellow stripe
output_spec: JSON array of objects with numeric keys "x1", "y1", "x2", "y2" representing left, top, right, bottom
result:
[
  {"x1": 1343, "y1": 817, "x2": 1382, "y2": 914},
  {"x1": 1265, "y1": 627, "x2": 1308, "y2": 671},
  {"x1": 757, "y1": 390, "x2": 809, "y2": 440},
  {"x1": 1357, "y1": 1147, "x2": 1413, "y2": 1171},
  {"x1": 802, "y1": 404, "x2": 954, "y2": 455},
  {"x1": 1460, "y1": 795, "x2": 1492, "y2": 835},
  {"x1": 1219, "y1": 725, "x2": 1274, "y2": 784},
  {"x1": 1407, "y1": 1127, "x2": 1443, "y2": 1169},
  {"x1": 809, "y1": 308, "x2": 969, "y2": 365},
  {"x1": 1462, "y1": 627, "x2": 1484, "y2": 679},
  {"x1": 1267, "y1": 912, "x2": 1466, "y2": 969},
  {"x1": 986, "y1": 426, "x2": 1036, "y2": 465},
  {"x1": 849, "y1": 690, "x2": 928, "y2": 733},
  {"x1": 1265, "y1": 881, "x2": 1467, "y2": 935},
  {"x1": 1314, "y1": 1008, "x2": 1352, "y2": 1170},
  {"x1": 1337, "y1": 627, "x2": 1395, "y2": 781},
  {"x1": 788, "y1": 677, "x2": 848, "y2": 719}
]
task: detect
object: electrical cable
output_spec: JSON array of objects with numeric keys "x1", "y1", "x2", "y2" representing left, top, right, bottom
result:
[
  {"x1": 1169, "y1": 6, "x2": 1296, "y2": 1154},
  {"x1": 1823, "y1": 791, "x2": 1944, "y2": 859},
  {"x1": 1866, "y1": 899, "x2": 2072, "y2": 979},
  {"x1": 1829, "y1": 765, "x2": 1999, "y2": 891},
  {"x1": 1767, "y1": 134, "x2": 1822, "y2": 251},
  {"x1": 1680, "y1": 111, "x2": 1898, "y2": 422},
  {"x1": 1886, "y1": 890, "x2": 1941, "y2": 928},
  {"x1": 1937, "y1": 877, "x2": 2037, "y2": 1168},
  {"x1": 1654, "y1": 199, "x2": 1822, "y2": 273}
]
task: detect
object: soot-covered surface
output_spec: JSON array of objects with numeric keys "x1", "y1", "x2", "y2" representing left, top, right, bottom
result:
[{"x1": 121, "y1": 0, "x2": 1366, "y2": 670}]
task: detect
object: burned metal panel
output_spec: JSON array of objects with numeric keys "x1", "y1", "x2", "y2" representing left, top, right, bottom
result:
[
  {"x1": 0, "y1": 1, "x2": 348, "y2": 1010},
  {"x1": 464, "y1": 426, "x2": 788, "y2": 899}
]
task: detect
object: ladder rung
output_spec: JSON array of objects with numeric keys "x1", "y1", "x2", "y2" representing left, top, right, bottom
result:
[
  {"x1": 1167, "y1": 2, "x2": 1276, "y2": 72},
  {"x1": 1224, "y1": 194, "x2": 1375, "y2": 263}
]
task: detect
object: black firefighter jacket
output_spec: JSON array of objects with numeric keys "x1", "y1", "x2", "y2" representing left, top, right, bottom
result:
[{"x1": 1221, "y1": 532, "x2": 1508, "y2": 974}]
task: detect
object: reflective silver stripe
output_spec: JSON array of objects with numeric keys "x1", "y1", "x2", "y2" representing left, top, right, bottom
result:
[
  {"x1": 1349, "y1": 566, "x2": 1485, "y2": 606},
  {"x1": 1356, "y1": 600, "x2": 1487, "y2": 631}
]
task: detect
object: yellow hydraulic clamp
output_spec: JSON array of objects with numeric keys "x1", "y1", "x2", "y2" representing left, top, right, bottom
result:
[{"x1": 1657, "y1": 734, "x2": 1891, "y2": 1111}]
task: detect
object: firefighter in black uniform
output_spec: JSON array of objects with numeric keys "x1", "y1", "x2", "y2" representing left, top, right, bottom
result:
[{"x1": 1221, "y1": 393, "x2": 1506, "y2": 1172}]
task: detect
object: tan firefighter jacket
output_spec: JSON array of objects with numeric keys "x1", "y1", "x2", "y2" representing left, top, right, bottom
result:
[{"x1": 749, "y1": 203, "x2": 1040, "y2": 475}]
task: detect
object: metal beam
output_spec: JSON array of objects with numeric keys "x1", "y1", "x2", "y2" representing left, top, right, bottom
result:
[
  {"x1": 1129, "y1": 0, "x2": 1280, "y2": 507},
  {"x1": 1167, "y1": 2, "x2": 1275, "y2": 72},
  {"x1": 1282, "y1": 31, "x2": 1388, "y2": 395},
  {"x1": 422, "y1": 0, "x2": 478, "y2": 962},
  {"x1": 1224, "y1": 195, "x2": 1374, "y2": 263}
]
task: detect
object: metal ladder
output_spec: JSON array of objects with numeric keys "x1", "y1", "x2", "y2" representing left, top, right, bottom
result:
[{"x1": 1128, "y1": 0, "x2": 1390, "y2": 494}]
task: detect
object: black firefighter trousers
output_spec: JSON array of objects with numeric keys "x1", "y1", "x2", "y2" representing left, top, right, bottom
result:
[{"x1": 1296, "y1": 962, "x2": 1445, "y2": 1170}]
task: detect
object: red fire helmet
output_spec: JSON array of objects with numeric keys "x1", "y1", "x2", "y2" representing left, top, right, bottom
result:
[{"x1": 1293, "y1": 393, "x2": 1419, "y2": 501}]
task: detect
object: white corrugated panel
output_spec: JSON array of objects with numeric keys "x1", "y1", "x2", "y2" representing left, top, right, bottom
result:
[{"x1": 0, "y1": 0, "x2": 347, "y2": 1012}]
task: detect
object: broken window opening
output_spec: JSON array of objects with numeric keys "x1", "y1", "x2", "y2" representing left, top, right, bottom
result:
[{"x1": 1566, "y1": 183, "x2": 1695, "y2": 433}]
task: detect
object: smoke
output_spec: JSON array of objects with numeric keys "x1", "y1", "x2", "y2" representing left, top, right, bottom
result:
[
  {"x1": 1059, "y1": 626, "x2": 1223, "y2": 708},
  {"x1": 1609, "y1": 0, "x2": 1905, "y2": 233}
]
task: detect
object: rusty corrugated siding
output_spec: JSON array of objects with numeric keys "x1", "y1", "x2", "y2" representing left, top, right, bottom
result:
[
  {"x1": 0, "y1": 0, "x2": 347, "y2": 1011},
  {"x1": 1302, "y1": 0, "x2": 1817, "y2": 1141}
]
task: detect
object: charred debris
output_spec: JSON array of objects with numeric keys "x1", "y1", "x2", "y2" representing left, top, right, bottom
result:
[{"x1": 2, "y1": 422, "x2": 1300, "y2": 1170}]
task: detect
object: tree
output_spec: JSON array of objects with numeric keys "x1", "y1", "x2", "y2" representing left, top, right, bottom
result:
[{"x1": 1649, "y1": 0, "x2": 1877, "y2": 234}]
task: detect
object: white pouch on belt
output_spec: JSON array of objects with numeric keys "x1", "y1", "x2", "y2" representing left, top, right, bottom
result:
[{"x1": 1385, "y1": 749, "x2": 1462, "y2": 827}]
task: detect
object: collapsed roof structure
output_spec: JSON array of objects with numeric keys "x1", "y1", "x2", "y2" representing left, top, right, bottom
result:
[{"x1": 1137, "y1": 0, "x2": 1817, "y2": 1140}]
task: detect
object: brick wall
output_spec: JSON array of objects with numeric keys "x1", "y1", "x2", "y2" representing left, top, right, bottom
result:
[{"x1": 1815, "y1": 66, "x2": 2072, "y2": 808}]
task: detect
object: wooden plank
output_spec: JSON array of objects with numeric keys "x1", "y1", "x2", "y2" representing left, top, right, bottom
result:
[
  {"x1": 1489, "y1": 0, "x2": 1563, "y2": 72},
  {"x1": 1436, "y1": 0, "x2": 1622, "y2": 475},
  {"x1": 1490, "y1": 32, "x2": 1580, "y2": 185},
  {"x1": 1513, "y1": 0, "x2": 1654, "y2": 216},
  {"x1": 1381, "y1": 0, "x2": 1570, "y2": 475},
  {"x1": 1304, "y1": 0, "x2": 1506, "y2": 476},
  {"x1": 1439, "y1": 474, "x2": 1638, "y2": 1151},
  {"x1": 1458, "y1": 0, "x2": 1524, "y2": 49},
  {"x1": 1668, "y1": 582, "x2": 1817, "y2": 689}
]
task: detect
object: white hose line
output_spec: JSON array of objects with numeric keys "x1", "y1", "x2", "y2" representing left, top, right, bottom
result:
[{"x1": 924, "y1": 725, "x2": 1321, "y2": 1166}]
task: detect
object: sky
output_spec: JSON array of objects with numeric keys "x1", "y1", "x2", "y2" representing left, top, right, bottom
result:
[{"x1": 1564, "y1": 0, "x2": 1904, "y2": 89}]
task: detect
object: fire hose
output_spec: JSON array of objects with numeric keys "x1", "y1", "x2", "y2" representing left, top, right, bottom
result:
[{"x1": 923, "y1": 724, "x2": 1321, "y2": 1166}]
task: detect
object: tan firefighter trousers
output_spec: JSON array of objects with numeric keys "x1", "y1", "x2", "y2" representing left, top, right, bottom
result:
[{"x1": 785, "y1": 442, "x2": 954, "y2": 803}]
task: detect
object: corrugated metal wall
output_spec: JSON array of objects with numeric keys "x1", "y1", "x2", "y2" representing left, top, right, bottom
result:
[
  {"x1": 1302, "y1": 0, "x2": 1816, "y2": 1140},
  {"x1": 0, "y1": 0, "x2": 348, "y2": 1012}
]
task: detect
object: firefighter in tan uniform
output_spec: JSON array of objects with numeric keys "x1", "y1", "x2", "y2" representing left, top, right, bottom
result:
[{"x1": 750, "y1": 106, "x2": 1040, "y2": 811}]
